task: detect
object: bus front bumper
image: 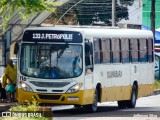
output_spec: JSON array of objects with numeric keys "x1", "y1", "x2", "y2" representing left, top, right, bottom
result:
[{"x1": 17, "y1": 88, "x2": 95, "y2": 105}]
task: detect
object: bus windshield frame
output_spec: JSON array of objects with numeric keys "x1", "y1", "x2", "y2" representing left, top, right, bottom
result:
[{"x1": 20, "y1": 43, "x2": 83, "y2": 79}]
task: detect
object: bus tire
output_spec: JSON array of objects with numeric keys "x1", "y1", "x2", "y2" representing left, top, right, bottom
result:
[
  {"x1": 117, "y1": 101, "x2": 127, "y2": 109},
  {"x1": 127, "y1": 84, "x2": 137, "y2": 108},
  {"x1": 85, "y1": 89, "x2": 98, "y2": 112}
]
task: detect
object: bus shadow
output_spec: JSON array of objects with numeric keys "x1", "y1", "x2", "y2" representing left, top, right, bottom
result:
[
  {"x1": 53, "y1": 106, "x2": 158, "y2": 117},
  {"x1": 53, "y1": 106, "x2": 120, "y2": 117}
]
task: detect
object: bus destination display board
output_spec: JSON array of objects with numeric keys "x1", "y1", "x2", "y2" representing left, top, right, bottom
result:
[{"x1": 23, "y1": 30, "x2": 82, "y2": 43}]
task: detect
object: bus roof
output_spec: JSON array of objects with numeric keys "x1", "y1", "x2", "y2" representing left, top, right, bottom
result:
[{"x1": 24, "y1": 26, "x2": 153, "y2": 39}]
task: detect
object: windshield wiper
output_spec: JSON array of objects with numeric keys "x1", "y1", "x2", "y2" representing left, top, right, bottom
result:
[{"x1": 57, "y1": 44, "x2": 69, "y2": 58}]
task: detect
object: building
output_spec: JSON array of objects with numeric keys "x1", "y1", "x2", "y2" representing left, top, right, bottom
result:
[
  {"x1": 142, "y1": 0, "x2": 160, "y2": 43},
  {"x1": 143, "y1": 0, "x2": 160, "y2": 29}
]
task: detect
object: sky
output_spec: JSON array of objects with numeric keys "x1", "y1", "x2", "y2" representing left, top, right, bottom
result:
[{"x1": 119, "y1": 0, "x2": 142, "y2": 25}]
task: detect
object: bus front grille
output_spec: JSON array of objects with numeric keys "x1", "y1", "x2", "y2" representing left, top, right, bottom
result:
[
  {"x1": 38, "y1": 94, "x2": 61, "y2": 100},
  {"x1": 30, "y1": 81, "x2": 70, "y2": 88}
]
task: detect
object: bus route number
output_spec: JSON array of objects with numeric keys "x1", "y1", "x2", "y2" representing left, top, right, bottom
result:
[{"x1": 20, "y1": 76, "x2": 26, "y2": 81}]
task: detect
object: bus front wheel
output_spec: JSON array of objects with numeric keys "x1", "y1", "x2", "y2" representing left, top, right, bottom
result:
[{"x1": 85, "y1": 89, "x2": 98, "y2": 112}]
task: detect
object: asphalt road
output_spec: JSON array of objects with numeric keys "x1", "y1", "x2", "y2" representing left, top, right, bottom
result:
[
  {"x1": 52, "y1": 94, "x2": 160, "y2": 120},
  {"x1": 0, "y1": 93, "x2": 160, "y2": 119}
]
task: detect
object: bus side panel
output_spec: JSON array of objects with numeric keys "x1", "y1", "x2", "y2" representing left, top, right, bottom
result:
[
  {"x1": 137, "y1": 84, "x2": 154, "y2": 98},
  {"x1": 138, "y1": 63, "x2": 154, "y2": 98},
  {"x1": 101, "y1": 86, "x2": 132, "y2": 102},
  {"x1": 96, "y1": 64, "x2": 132, "y2": 102},
  {"x1": 130, "y1": 63, "x2": 139, "y2": 86}
]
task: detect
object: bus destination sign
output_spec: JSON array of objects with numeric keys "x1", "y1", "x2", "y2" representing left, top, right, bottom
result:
[
  {"x1": 33, "y1": 33, "x2": 73, "y2": 40},
  {"x1": 23, "y1": 30, "x2": 82, "y2": 43}
]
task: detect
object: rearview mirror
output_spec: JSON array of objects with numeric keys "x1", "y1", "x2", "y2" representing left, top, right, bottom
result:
[{"x1": 14, "y1": 42, "x2": 19, "y2": 54}]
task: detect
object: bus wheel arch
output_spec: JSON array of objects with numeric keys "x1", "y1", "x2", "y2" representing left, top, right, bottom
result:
[
  {"x1": 96, "y1": 83, "x2": 101, "y2": 102},
  {"x1": 132, "y1": 81, "x2": 138, "y2": 98}
]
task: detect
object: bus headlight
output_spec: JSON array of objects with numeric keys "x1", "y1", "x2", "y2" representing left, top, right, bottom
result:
[
  {"x1": 20, "y1": 83, "x2": 33, "y2": 92},
  {"x1": 66, "y1": 83, "x2": 83, "y2": 93}
]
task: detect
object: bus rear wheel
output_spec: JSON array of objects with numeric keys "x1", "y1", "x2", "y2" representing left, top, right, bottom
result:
[
  {"x1": 85, "y1": 89, "x2": 98, "y2": 112},
  {"x1": 127, "y1": 84, "x2": 137, "y2": 108}
]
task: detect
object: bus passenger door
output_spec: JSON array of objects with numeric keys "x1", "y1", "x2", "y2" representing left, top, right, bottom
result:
[{"x1": 84, "y1": 41, "x2": 94, "y2": 103}]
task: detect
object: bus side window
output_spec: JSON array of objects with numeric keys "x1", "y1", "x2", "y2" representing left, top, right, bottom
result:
[
  {"x1": 111, "y1": 38, "x2": 120, "y2": 63},
  {"x1": 85, "y1": 42, "x2": 93, "y2": 73},
  {"x1": 139, "y1": 39, "x2": 147, "y2": 62},
  {"x1": 130, "y1": 39, "x2": 138, "y2": 62},
  {"x1": 148, "y1": 38, "x2": 154, "y2": 62},
  {"x1": 121, "y1": 38, "x2": 129, "y2": 63}
]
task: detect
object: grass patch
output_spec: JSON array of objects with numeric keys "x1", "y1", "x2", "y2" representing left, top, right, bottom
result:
[
  {"x1": 154, "y1": 80, "x2": 160, "y2": 89},
  {"x1": 2, "y1": 97, "x2": 52, "y2": 120}
]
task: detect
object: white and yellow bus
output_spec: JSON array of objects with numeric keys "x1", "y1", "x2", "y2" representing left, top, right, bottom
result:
[{"x1": 14, "y1": 26, "x2": 154, "y2": 112}]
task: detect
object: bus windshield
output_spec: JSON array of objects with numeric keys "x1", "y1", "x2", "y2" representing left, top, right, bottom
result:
[{"x1": 20, "y1": 43, "x2": 83, "y2": 79}]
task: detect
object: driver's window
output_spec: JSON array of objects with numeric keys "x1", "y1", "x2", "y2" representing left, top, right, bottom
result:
[{"x1": 85, "y1": 40, "x2": 93, "y2": 74}]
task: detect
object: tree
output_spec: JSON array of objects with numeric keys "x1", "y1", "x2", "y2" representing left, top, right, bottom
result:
[
  {"x1": 0, "y1": 0, "x2": 59, "y2": 31},
  {"x1": 55, "y1": 0, "x2": 135, "y2": 26},
  {"x1": 75, "y1": 0, "x2": 135, "y2": 25}
]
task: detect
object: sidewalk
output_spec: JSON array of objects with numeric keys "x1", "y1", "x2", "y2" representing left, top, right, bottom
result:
[
  {"x1": 0, "y1": 102, "x2": 16, "y2": 112},
  {"x1": 152, "y1": 89, "x2": 160, "y2": 95}
]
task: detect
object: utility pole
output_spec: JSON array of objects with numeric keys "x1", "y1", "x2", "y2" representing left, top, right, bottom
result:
[
  {"x1": 151, "y1": 0, "x2": 155, "y2": 40},
  {"x1": 151, "y1": 0, "x2": 158, "y2": 79},
  {"x1": 112, "y1": 0, "x2": 116, "y2": 26}
]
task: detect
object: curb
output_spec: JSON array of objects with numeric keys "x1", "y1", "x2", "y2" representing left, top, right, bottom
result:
[
  {"x1": 0, "y1": 105, "x2": 10, "y2": 112},
  {"x1": 152, "y1": 89, "x2": 160, "y2": 95},
  {"x1": 0, "y1": 103, "x2": 16, "y2": 113}
]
